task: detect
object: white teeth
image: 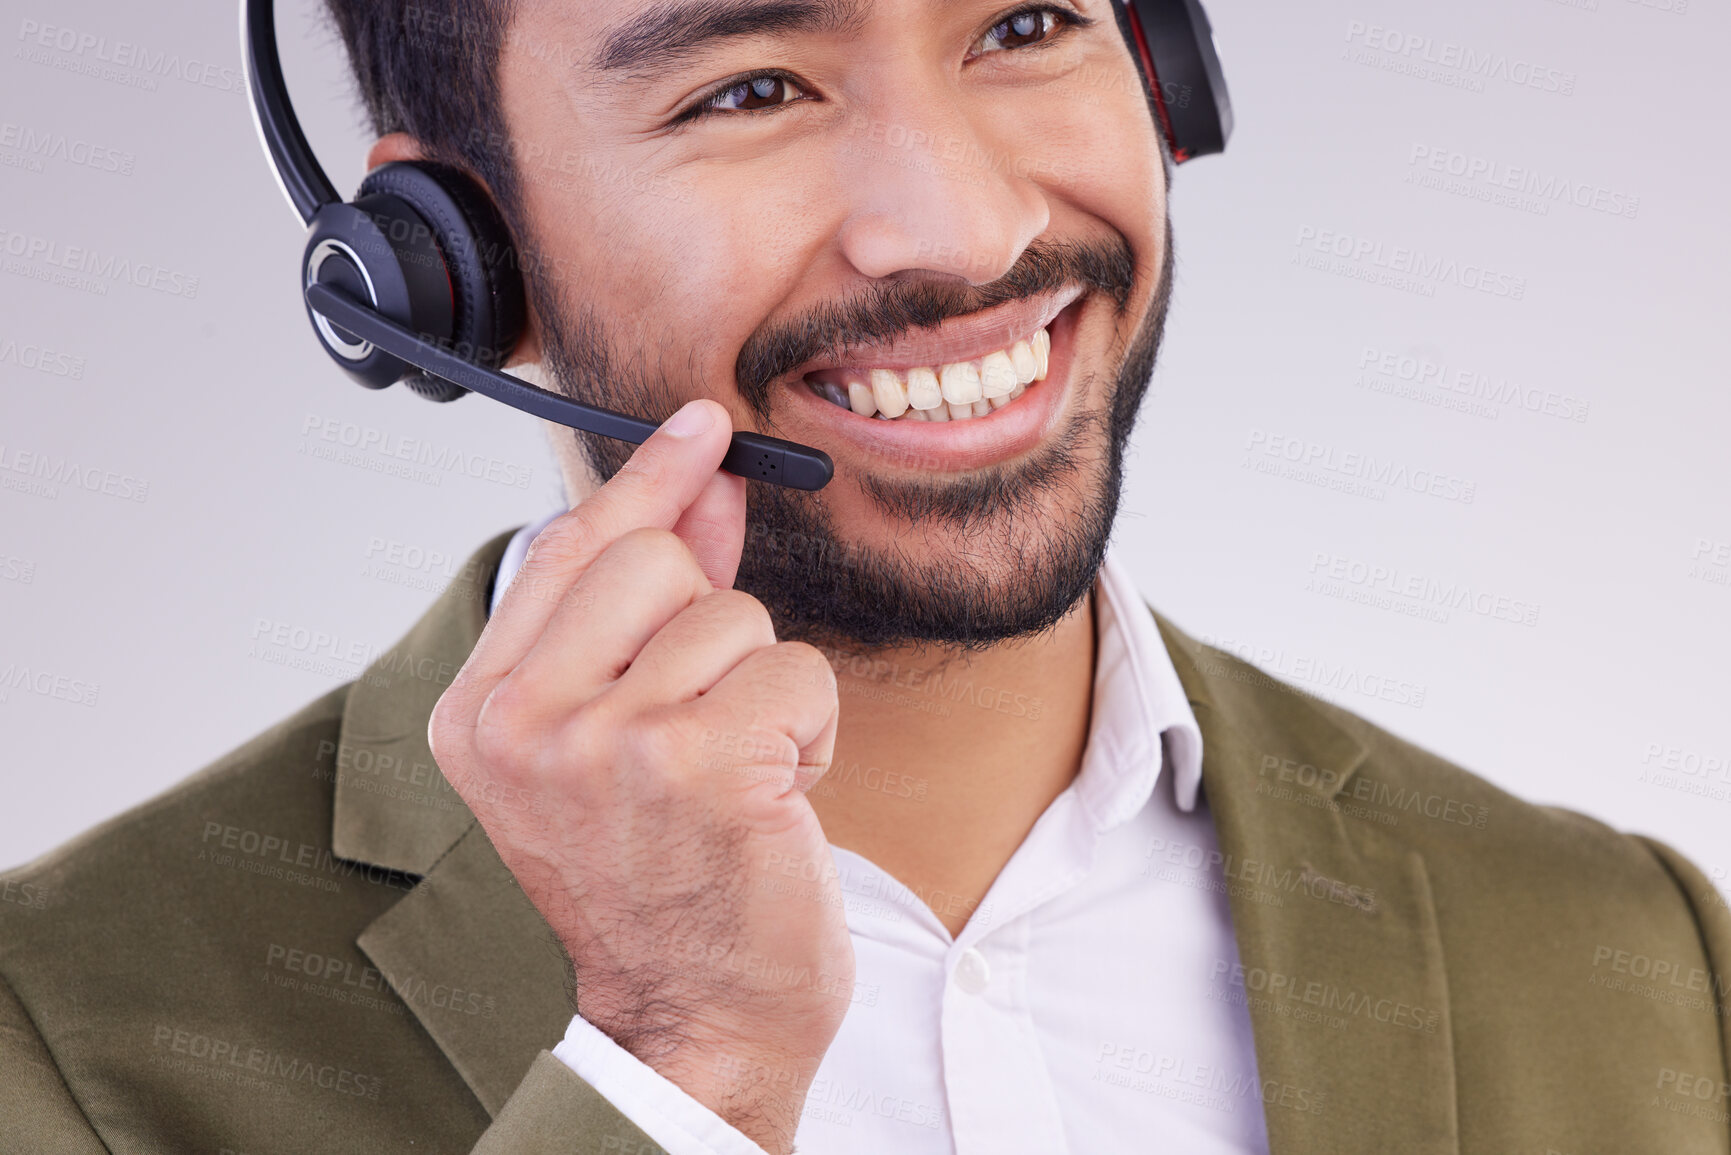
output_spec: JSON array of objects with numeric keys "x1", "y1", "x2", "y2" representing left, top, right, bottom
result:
[
  {"x1": 906, "y1": 366, "x2": 944, "y2": 410},
  {"x1": 870, "y1": 369, "x2": 909, "y2": 418},
  {"x1": 939, "y1": 361, "x2": 983, "y2": 405},
  {"x1": 979, "y1": 350, "x2": 1018, "y2": 398},
  {"x1": 848, "y1": 380, "x2": 877, "y2": 417},
  {"x1": 806, "y1": 323, "x2": 1053, "y2": 422}
]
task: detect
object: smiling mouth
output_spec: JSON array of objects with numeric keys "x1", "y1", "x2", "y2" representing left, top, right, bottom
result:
[{"x1": 803, "y1": 325, "x2": 1053, "y2": 423}]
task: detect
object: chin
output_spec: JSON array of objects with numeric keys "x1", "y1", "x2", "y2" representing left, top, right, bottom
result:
[{"x1": 738, "y1": 401, "x2": 1124, "y2": 654}]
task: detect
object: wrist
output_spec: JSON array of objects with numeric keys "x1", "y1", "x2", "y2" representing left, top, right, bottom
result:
[
  {"x1": 585, "y1": 1000, "x2": 821, "y2": 1155},
  {"x1": 555, "y1": 1013, "x2": 811, "y2": 1155},
  {"x1": 574, "y1": 968, "x2": 844, "y2": 1137},
  {"x1": 659, "y1": 1043, "x2": 817, "y2": 1155}
]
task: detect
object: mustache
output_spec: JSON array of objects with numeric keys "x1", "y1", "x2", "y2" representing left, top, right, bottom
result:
[{"x1": 734, "y1": 234, "x2": 1138, "y2": 419}]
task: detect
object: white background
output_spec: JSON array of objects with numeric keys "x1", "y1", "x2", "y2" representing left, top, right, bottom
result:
[{"x1": 1, "y1": 0, "x2": 1726, "y2": 895}]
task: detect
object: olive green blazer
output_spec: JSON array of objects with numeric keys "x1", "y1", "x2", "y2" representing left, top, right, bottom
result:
[{"x1": 3, "y1": 531, "x2": 1726, "y2": 1154}]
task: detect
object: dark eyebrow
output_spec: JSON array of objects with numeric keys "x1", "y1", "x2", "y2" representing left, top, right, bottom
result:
[{"x1": 593, "y1": 0, "x2": 869, "y2": 78}]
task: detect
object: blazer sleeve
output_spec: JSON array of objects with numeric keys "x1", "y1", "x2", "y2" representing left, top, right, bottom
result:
[
  {"x1": 471, "y1": 1050, "x2": 670, "y2": 1155},
  {"x1": 0, "y1": 969, "x2": 109, "y2": 1155},
  {"x1": 1640, "y1": 836, "x2": 1731, "y2": 1076}
]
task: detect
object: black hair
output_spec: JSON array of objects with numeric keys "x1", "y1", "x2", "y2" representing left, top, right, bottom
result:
[{"x1": 321, "y1": 1, "x2": 523, "y2": 217}]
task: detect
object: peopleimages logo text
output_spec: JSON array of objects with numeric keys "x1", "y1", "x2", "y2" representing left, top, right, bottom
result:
[
  {"x1": 1343, "y1": 21, "x2": 1576, "y2": 95},
  {"x1": 1407, "y1": 145, "x2": 1640, "y2": 220},
  {"x1": 0, "y1": 121, "x2": 134, "y2": 175},
  {"x1": 1244, "y1": 429, "x2": 1478, "y2": 504},
  {"x1": 1295, "y1": 227, "x2": 1527, "y2": 301},
  {"x1": 15, "y1": 19, "x2": 244, "y2": 94},
  {"x1": 0, "y1": 227, "x2": 199, "y2": 299}
]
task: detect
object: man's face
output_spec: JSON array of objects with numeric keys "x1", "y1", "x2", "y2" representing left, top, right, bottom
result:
[{"x1": 496, "y1": 0, "x2": 1172, "y2": 650}]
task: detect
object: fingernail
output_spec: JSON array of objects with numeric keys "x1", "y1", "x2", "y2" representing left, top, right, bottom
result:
[{"x1": 662, "y1": 400, "x2": 716, "y2": 439}]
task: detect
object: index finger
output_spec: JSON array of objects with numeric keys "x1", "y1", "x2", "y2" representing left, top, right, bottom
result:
[{"x1": 464, "y1": 398, "x2": 736, "y2": 690}]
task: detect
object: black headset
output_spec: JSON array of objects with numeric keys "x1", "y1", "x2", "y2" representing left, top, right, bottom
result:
[{"x1": 242, "y1": 0, "x2": 1230, "y2": 492}]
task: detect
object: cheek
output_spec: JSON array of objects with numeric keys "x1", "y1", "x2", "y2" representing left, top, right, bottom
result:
[
  {"x1": 1045, "y1": 96, "x2": 1164, "y2": 267},
  {"x1": 597, "y1": 189, "x2": 832, "y2": 391},
  {"x1": 531, "y1": 190, "x2": 756, "y2": 352},
  {"x1": 995, "y1": 51, "x2": 1164, "y2": 256},
  {"x1": 645, "y1": 198, "x2": 790, "y2": 310}
]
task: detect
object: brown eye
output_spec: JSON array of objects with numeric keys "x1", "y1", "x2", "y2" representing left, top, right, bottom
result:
[
  {"x1": 706, "y1": 74, "x2": 803, "y2": 113},
  {"x1": 980, "y1": 10, "x2": 1060, "y2": 53}
]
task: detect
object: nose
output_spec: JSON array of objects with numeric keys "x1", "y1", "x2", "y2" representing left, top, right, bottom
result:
[{"x1": 832, "y1": 84, "x2": 1051, "y2": 286}]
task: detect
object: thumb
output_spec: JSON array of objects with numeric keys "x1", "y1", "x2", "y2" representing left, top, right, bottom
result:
[{"x1": 672, "y1": 463, "x2": 748, "y2": 591}]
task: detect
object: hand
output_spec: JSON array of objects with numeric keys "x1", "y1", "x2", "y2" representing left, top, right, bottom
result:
[{"x1": 428, "y1": 401, "x2": 851, "y2": 1155}]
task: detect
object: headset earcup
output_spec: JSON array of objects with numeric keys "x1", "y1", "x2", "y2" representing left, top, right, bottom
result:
[
  {"x1": 1116, "y1": 0, "x2": 1233, "y2": 163},
  {"x1": 357, "y1": 162, "x2": 527, "y2": 402},
  {"x1": 301, "y1": 198, "x2": 454, "y2": 390}
]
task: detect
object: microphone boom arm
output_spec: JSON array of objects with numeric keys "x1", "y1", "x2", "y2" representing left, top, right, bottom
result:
[{"x1": 305, "y1": 281, "x2": 834, "y2": 491}]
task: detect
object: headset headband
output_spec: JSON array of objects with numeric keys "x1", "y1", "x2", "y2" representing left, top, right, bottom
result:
[{"x1": 242, "y1": 0, "x2": 334, "y2": 224}]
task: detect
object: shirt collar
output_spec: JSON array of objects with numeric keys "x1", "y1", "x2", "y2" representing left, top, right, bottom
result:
[
  {"x1": 491, "y1": 518, "x2": 1204, "y2": 819},
  {"x1": 1083, "y1": 550, "x2": 1205, "y2": 820}
]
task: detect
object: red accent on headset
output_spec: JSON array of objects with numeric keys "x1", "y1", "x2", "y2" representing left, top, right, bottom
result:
[
  {"x1": 430, "y1": 237, "x2": 456, "y2": 339},
  {"x1": 1124, "y1": 3, "x2": 1192, "y2": 164}
]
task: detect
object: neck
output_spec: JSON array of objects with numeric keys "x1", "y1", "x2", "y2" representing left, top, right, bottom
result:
[{"x1": 807, "y1": 589, "x2": 1099, "y2": 938}]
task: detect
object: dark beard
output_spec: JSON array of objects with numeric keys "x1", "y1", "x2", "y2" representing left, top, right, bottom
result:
[{"x1": 527, "y1": 221, "x2": 1175, "y2": 654}]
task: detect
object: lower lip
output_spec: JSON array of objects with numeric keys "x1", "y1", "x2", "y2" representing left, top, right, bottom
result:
[{"x1": 783, "y1": 297, "x2": 1085, "y2": 474}]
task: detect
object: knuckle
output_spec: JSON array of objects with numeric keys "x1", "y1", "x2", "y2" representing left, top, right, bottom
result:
[
  {"x1": 707, "y1": 589, "x2": 776, "y2": 643},
  {"x1": 686, "y1": 712, "x2": 794, "y2": 784},
  {"x1": 509, "y1": 514, "x2": 598, "y2": 609},
  {"x1": 611, "y1": 526, "x2": 699, "y2": 579},
  {"x1": 470, "y1": 676, "x2": 539, "y2": 768},
  {"x1": 623, "y1": 717, "x2": 687, "y2": 775},
  {"x1": 558, "y1": 707, "x2": 613, "y2": 774},
  {"x1": 619, "y1": 525, "x2": 686, "y2": 558},
  {"x1": 605, "y1": 530, "x2": 705, "y2": 609},
  {"x1": 427, "y1": 692, "x2": 466, "y2": 766},
  {"x1": 613, "y1": 439, "x2": 674, "y2": 491},
  {"x1": 776, "y1": 641, "x2": 839, "y2": 695},
  {"x1": 574, "y1": 692, "x2": 671, "y2": 769},
  {"x1": 521, "y1": 509, "x2": 593, "y2": 572}
]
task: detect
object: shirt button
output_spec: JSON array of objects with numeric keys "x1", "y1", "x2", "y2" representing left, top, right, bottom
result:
[{"x1": 953, "y1": 947, "x2": 990, "y2": 995}]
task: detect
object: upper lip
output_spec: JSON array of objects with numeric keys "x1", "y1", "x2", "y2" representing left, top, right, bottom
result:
[{"x1": 791, "y1": 285, "x2": 1085, "y2": 378}]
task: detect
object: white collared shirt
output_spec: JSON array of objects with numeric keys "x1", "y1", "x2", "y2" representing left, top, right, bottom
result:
[{"x1": 490, "y1": 517, "x2": 1268, "y2": 1155}]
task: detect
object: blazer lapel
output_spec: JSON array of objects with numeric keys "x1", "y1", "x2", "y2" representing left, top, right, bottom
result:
[
  {"x1": 327, "y1": 529, "x2": 516, "y2": 876},
  {"x1": 327, "y1": 528, "x2": 573, "y2": 1115},
  {"x1": 1155, "y1": 614, "x2": 1460, "y2": 1155},
  {"x1": 356, "y1": 821, "x2": 576, "y2": 1116}
]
